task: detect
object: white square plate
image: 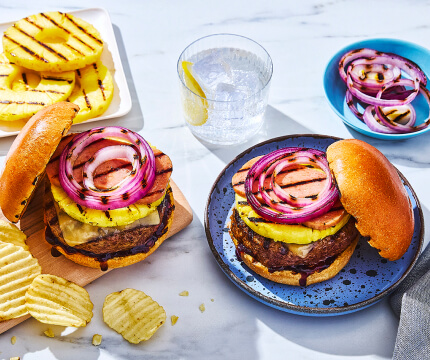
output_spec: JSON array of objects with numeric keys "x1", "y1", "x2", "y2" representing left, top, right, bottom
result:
[{"x1": 0, "y1": 8, "x2": 132, "y2": 137}]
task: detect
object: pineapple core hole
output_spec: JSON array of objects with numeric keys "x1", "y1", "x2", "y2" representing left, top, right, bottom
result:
[
  {"x1": 36, "y1": 29, "x2": 69, "y2": 44},
  {"x1": 24, "y1": 71, "x2": 41, "y2": 88}
]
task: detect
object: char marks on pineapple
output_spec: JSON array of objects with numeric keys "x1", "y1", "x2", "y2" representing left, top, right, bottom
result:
[
  {"x1": 3, "y1": 34, "x2": 49, "y2": 63},
  {"x1": 13, "y1": 25, "x2": 68, "y2": 61},
  {"x1": 64, "y1": 13, "x2": 103, "y2": 45},
  {"x1": 40, "y1": 12, "x2": 96, "y2": 52},
  {"x1": 91, "y1": 62, "x2": 106, "y2": 101}
]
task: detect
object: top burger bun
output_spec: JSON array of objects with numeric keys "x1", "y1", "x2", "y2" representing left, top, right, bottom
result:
[
  {"x1": 0, "y1": 102, "x2": 79, "y2": 223},
  {"x1": 327, "y1": 139, "x2": 414, "y2": 261}
]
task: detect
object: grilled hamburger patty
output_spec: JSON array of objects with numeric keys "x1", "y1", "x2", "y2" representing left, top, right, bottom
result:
[
  {"x1": 44, "y1": 181, "x2": 174, "y2": 257},
  {"x1": 230, "y1": 208, "x2": 359, "y2": 271}
]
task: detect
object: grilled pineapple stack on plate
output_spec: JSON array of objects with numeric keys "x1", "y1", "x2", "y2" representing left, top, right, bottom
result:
[{"x1": 0, "y1": 11, "x2": 114, "y2": 123}]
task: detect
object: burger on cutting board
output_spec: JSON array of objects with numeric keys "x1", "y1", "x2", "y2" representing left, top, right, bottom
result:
[
  {"x1": 0, "y1": 102, "x2": 175, "y2": 271},
  {"x1": 230, "y1": 140, "x2": 414, "y2": 286}
]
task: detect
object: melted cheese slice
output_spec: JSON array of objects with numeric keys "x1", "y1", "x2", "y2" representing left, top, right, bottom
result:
[
  {"x1": 286, "y1": 243, "x2": 315, "y2": 258},
  {"x1": 55, "y1": 203, "x2": 160, "y2": 247},
  {"x1": 235, "y1": 194, "x2": 350, "y2": 244}
]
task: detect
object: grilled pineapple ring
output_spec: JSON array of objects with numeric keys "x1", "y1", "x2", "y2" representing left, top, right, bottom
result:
[
  {"x1": 69, "y1": 61, "x2": 114, "y2": 124},
  {"x1": 3, "y1": 12, "x2": 104, "y2": 72},
  {"x1": 0, "y1": 53, "x2": 75, "y2": 121},
  {"x1": 235, "y1": 194, "x2": 350, "y2": 244},
  {"x1": 50, "y1": 183, "x2": 166, "y2": 228}
]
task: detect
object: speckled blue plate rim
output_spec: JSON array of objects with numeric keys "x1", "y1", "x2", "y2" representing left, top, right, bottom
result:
[
  {"x1": 323, "y1": 38, "x2": 430, "y2": 140},
  {"x1": 204, "y1": 134, "x2": 424, "y2": 316}
]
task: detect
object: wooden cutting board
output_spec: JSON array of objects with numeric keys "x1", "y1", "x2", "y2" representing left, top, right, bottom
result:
[{"x1": 0, "y1": 180, "x2": 193, "y2": 334}]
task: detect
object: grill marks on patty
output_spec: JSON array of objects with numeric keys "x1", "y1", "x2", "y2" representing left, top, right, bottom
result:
[{"x1": 230, "y1": 208, "x2": 358, "y2": 271}]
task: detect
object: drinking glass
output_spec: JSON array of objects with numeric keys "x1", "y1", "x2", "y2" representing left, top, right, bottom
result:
[{"x1": 177, "y1": 34, "x2": 273, "y2": 145}]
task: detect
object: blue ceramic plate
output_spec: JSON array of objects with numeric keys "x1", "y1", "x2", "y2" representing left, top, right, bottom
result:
[
  {"x1": 204, "y1": 135, "x2": 424, "y2": 316},
  {"x1": 323, "y1": 38, "x2": 430, "y2": 140}
]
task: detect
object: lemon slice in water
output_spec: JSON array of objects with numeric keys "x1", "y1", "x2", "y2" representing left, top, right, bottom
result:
[{"x1": 181, "y1": 61, "x2": 208, "y2": 126}]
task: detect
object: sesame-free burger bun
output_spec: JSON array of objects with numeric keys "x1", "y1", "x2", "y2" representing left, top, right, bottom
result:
[
  {"x1": 326, "y1": 139, "x2": 414, "y2": 261},
  {"x1": 0, "y1": 102, "x2": 79, "y2": 222}
]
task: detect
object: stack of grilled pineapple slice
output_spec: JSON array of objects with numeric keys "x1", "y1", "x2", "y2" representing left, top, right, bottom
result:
[{"x1": 0, "y1": 11, "x2": 114, "y2": 123}]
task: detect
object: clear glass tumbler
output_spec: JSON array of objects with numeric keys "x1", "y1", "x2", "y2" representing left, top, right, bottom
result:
[{"x1": 177, "y1": 34, "x2": 273, "y2": 145}]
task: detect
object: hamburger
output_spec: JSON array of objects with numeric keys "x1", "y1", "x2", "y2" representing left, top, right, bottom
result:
[
  {"x1": 229, "y1": 139, "x2": 414, "y2": 286},
  {"x1": 0, "y1": 102, "x2": 174, "y2": 270}
]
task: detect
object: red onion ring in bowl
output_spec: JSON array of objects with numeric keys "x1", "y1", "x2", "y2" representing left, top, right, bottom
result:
[
  {"x1": 346, "y1": 90, "x2": 364, "y2": 120},
  {"x1": 346, "y1": 69, "x2": 419, "y2": 107},
  {"x1": 374, "y1": 80, "x2": 430, "y2": 133},
  {"x1": 339, "y1": 47, "x2": 430, "y2": 134},
  {"x1": 349, "y1": 61, "x2": 401, "y2": 90},
  {"x1": 363, "y1": 104, "x2": 416, "y2": 134},
  {"x1": 338, "y1": 48, "x2": 427, "y2": 86}
]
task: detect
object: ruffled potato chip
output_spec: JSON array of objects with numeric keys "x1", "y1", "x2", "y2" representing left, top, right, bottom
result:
[
  {"x1": 25, "y1": 274, "x2": 93, "y2": 327},
  {"x1": 103, "y1": 288, "x2": 166, "y2": 344}
]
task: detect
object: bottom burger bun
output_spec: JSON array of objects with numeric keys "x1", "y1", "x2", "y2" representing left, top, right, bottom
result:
[
  {"x1": 231, "y1": 233, "x2": 359, "y2": 286},
  {"x1": 44, "y1": 184, "x2": 175, "y2": 270}
]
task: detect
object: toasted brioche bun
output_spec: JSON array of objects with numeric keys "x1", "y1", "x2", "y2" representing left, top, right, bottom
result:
[
  {"x1": 231, "y1": 234, "x2": 359, "y2": 286},
  {"x1": 0, "y1": 102, "x2": 78, "y2": 222},
  {"x1": 327, "y1": 139, "x2": 414, "y2": 261},
  {"x1": 49, "y1": 188, "x2": 175, "y2": 269}
]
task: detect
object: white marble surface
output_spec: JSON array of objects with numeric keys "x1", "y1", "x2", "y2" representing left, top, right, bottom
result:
[{"x1": 0, "y1": 0, "x2": 429, "y2": 359}]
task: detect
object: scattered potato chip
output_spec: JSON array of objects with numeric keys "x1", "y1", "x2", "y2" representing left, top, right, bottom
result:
[
  {"x1": 179, "y1": 291, "x2": 189, "y2": 297},
  {"x1": 103, "y1": 288, "x2": 166, "y2": 344},
  {"x1": 0, "y1": 242, "x2": 41, "y2": 321},
  {"x1": 25, "y1": 274, "x2": 93, "y2": 327},
  {"x1": 11, "y1": 335, "x2": 16, "y2": 344},
  {"x1": 92, "y1": 334, "x2": 102, "y2": 346},
  {"x1": 211, "y1": 298, "x2": 215, "y2": 302},
  {"x1": 171, "y1": 315, "x2": 179, "y2": 326},
  {"x1": 199, "y1": 303, "x2": 205, "y2": 313},
  {"x1": 0, "y1": 221, "x2": 28, "y2": 251},
  {"x1": 44, "y1": 328, "x2": 54, "y2": 338},
  {"x1": 10, "y1": 357, "x2": 20, "y2": 360}
]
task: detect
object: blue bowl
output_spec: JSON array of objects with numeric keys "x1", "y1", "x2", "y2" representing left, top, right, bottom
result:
[
  {"x1": 323, "y1": 38, "x2": 430, "y2": 140},
  {"x1": 204, "y1": 134, "x2": 424, "y2": 316}
]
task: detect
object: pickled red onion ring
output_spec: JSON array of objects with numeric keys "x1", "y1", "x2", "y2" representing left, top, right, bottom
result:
[
  {"x1": 59, "y1": 126, "x2": 155, "y2": 210},
  {"x1": 244, "y1": 148, "x2": 339, "y2": 224}
]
